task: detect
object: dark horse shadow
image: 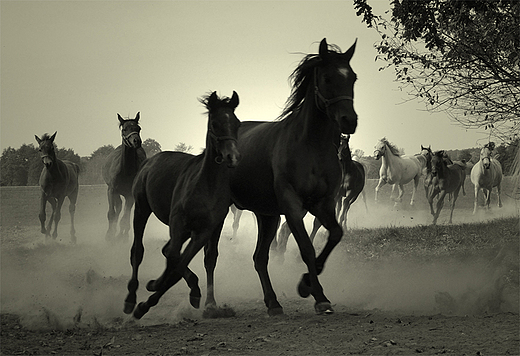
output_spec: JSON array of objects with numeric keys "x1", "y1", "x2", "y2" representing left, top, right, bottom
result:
[
  {"x1": 102, "y1": 113, "x2": 146, "y2": 242},
  {"x1": 35, "y1": 132, "x2": 80, "y2": 244},
  {"x1": 123, "y1": 92, "x2": 241, "y2": 319},
  {"x1": 208, "y1": 38, "x2": 358, "y2": 316}
]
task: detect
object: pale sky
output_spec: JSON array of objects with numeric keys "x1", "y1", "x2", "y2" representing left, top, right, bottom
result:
[{"x1": 1, "y1": 0, "x2": 492, "y2": 158}]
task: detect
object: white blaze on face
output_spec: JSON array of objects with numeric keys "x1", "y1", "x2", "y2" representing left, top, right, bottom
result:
[{"x1": 338, "y1": 67, "x2": 350, "y2": 78}]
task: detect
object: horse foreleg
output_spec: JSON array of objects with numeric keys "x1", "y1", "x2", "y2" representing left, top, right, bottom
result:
[
  {"x1": 254, "y1": 214, "x2": 284, "y2": 315},
  {"x1": 306, "y1": 204, "x2": 342, "y2": 314},
  {"x1": 448, "y1": 190, "x2": 460, "y2": 224},
  {"x1": 106, "y1": 189, "x2": 121, "y2": 240},
  {"x1": 410, "y1": 176, "x2": 420, "y2": 206},
  {"x1": 433, "y1": 191, "x2": 447, "y2": 225},
  {"x1": 135, "y1": 230, "x2": 210, "y2": 319},
  {"x1": 497, "y1": 184, "x2": 503, "y2": 208},
  {"x1": 124, "y1": 201, "x2": 151, "y2": 315},
  {"x1": 374, "y1": 179, "x2": 386, "y2": 203},
  {"x1": 473, "y1": 185, "x2": 480, "y2": 214},
  {"x1": 395, "y1": 184, "x2": 404, "y2": 206},
  {"x1": 39, "y1": 193, "x2": 48, "y2": 236},
  {"x1": 118, "y1": 195, "x2": 134, "y2": 240},
  {"x1": 203, "y1": 219, "x2": 225, "y2": 311}
]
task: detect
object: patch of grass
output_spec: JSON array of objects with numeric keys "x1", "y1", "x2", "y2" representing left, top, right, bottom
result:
[{"x1": 338, "y1": 217, "x2": 519, "y2": 262}]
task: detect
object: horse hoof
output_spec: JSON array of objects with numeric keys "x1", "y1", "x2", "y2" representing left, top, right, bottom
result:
[
  {"x1": 297, "y1": 273, "x2": 311, "y2": 298},
  {"x1": 123, "y1": 302, "x2": 135, "y2": 314},
  {"x1": 267, "y1": 307, "x2": 284, "y2": 316},
  {"x1": 146, "y1": 280, "x2": 157, "y2": 292},
  {"x1": 315, "y1": 302, "x2": 334, "y2": 315},
  {"x1": 133, "y1": 303, "x2": 148, "y2": 319},
  {"x1": 190, "y1": 295, "x2": 201, "y2": 309}
]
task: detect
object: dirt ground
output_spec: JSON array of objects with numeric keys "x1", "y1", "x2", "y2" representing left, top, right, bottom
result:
[{"x1": 1, "y1": 185, "x2": 519, "y2": 355}]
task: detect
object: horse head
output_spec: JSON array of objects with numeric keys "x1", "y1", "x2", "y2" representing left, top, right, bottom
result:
[
  {"x1": 118, "y1": 112, "x2": 143, "y2": 149},
  {"x1": 314, "y1": 38, "x2": 358, "y2": 134},
  {"x1": 420, "y1": 145, "x2": 433, "y2": 171},
  {"x1": 373, "y1": 138, "x2": 389, "y2": 160},
  {"x1": 202, "y1": 91, "x2": 241, "y2": 168},
  {"x1": 480, "y1": 145, "x2": 493, "y2": 169},
  {"x1": 431, "y1": 150, "x2": 447, "y2": 176},
  {"x1": 35, "y1": 131, "x2": 57, "y2": 168}
]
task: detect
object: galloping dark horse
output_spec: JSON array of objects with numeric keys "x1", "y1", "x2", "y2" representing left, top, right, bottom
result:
[
  {"x1": 124, "y1": 92, "x2": 241, "y2": 319},
  {"x1": 273, "y1": 133, "x2": 366, "y2": 259},
  {"x1": 427, "y1": 150, "x2": 466, "y2": 225},
  {"x1": 209, "y1": 38, "x2": 358, "y2": 316},
  {"x1": 102, "y1": 113, "x2": 146, "y2": 241},
  {"x1": 35, "y1": 132, "x2": 80, "y2": 243}
]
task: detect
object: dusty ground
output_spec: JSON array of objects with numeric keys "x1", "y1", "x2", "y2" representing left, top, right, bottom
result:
[{"x1": 1, "y1": 184, "x2": 519, "y2": 355}]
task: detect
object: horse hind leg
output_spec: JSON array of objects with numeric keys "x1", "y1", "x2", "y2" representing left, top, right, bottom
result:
[
  {"x1": 124, "y1": 200, "x2": 151, "y2": 315},
  {"x1": 254, "y1": 214, "x2": 284, "y2": 316}
]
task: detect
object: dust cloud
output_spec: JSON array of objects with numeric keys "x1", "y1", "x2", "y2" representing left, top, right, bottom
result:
[{"x1": 1, "y1": 198, "x2": 518, "y2": 331}]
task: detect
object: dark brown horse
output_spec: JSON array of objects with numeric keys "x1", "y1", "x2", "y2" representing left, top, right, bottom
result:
[
  {"x1": 208, "y1": 38, "x2": 358, "y2": 316},
  {"x1": 273, "y1": 133, "x2": 367, "y2": 260},
  {"x1": 35, "y1": 132, "x2": 80, "y2": 243},
  {"x1": 102, "y1": 113, "x2": 146, "y2": 241},
  {"x1": 124, "y1": 92, "x2": 241, "y2": 319},
  {"x1": 428, "y1": 150, "x2": 466, "y2": 224}
]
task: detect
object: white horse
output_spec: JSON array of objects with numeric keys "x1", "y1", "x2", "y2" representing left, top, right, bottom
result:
[
  {"x1": 374, "y1": 138, "x2": 427, "y2": 206},
  {"x1": 470, "y1": 143, "x2": 503, "y2": 214}
]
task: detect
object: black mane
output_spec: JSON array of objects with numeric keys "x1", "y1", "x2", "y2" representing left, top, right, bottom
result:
[{"x1": 278, "y1": 44, "x2": 346, "y2": 120}]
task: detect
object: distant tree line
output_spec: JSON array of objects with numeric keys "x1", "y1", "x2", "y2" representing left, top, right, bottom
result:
[
  {"x1": 1, "y1": 138, "x2": 516, "y2": 186},
  {"x1": 0, "y1": 138, "x2": 161, "y2": 186}
]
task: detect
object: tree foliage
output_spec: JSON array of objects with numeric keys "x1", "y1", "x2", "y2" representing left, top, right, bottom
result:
[
  {"x1": 0, "y1": 144, "x2": 80, "y2": 186},
  {"x1": 142, "y1": 138, "x2": 162, "y2": 157},
  {"x1": 174, "y1": 142, "x2": 193, "y2": 153},
  {"x1": 354, "y1": 0, "x2": 520, "y2": 143}
]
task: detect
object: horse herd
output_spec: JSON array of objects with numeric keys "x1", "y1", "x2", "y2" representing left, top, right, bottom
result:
[{"x1": 33, "y1": 38, "x2": 503, "y2": 319}]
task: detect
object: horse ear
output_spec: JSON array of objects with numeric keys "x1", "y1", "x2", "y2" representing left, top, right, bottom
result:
[
  {"x1": 208, "y1": 91, "x2": 218, "y2": 107},
  {"x1": 343, "y1": 39, "x2": 357, "y2": 61},
  {"x1": 118, "y1": 114, "x2": 125, "y2": 125},
  {"x1": 50, "y1": 131, "x2": 57, "y2": 142},
  {"x1": 318, "y1": 38, "x2": 329, "y2": 59},
  {"x1": 35, "y1": 135, "x2": 42, "y2": 145},
  {"x1": 134, "y1": 112, "x2": 140, "y2": 123},
  {"x1": 230, "y1": 91, "x2": 239, "y2": 109}
]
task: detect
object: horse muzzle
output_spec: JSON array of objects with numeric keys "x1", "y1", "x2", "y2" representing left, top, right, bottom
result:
[{"x1": 217, "y1": 141, "x2": 241, "y2": 168}]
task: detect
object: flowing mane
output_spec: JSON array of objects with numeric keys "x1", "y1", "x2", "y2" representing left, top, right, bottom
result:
[
  {"x1": 278, "y1": 44, "x2": 346, "y2": 121},
  {"x1": 379, "y1": 137, "x2": 401, "y2": 156},
  {"x1": 199, "y1": 92, "x2": 236, "y2": 112}
]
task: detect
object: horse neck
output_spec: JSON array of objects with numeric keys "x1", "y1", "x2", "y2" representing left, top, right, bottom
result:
[
  {"x1": 120, "y1": 142, "x2": 140, "y2": 175},
  {"x1": 199, "y1": 135, "x2": 230, "y2": 190},
  {"x1": 289, "y1": 90, "x2": 340, "y2": 146},
  {"x1": 382, "y1": 145, "x2": 400, "y2": 167}
]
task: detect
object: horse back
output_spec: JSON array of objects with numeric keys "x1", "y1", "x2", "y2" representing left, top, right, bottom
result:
[
  {"x1": 133, "y1": 151, "x2": 201, "y2": 225},
  {"x1": 231, "y1": 121, "x2": 342, "y2": 215}
]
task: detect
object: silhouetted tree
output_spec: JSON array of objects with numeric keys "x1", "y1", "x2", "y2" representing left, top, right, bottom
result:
[{"x1": 354, "y1": 0, "x2": 520, "y2": 143}]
